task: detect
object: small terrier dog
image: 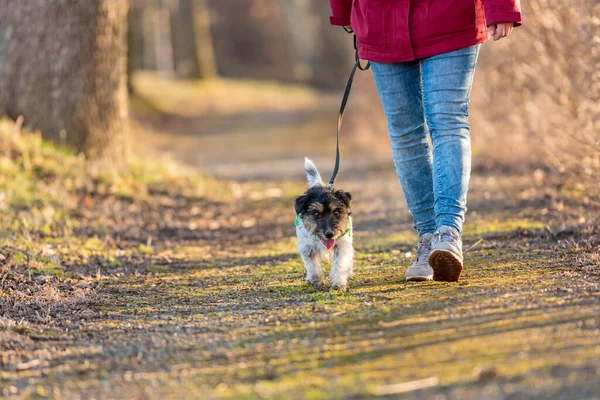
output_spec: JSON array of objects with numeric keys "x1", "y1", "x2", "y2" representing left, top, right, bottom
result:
[{"x1": 295, "y1": 158, "x2": 354, "y2": 291}]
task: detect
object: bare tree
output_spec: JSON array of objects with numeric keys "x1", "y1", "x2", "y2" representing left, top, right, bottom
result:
[
  {"x1": 171, "y1": 0, "x2": 217, "y2": 79},
  {"x1": 308, "y1": 0, "x2": 354, "y2": 88},
  {"x1": 193, "y1": 0, "x2": 218, "y2": 79},
  {"x1": 278, "y1": 0, "x2": 353, "y2": 88},
  {"x1": 0, "y1": 0, "x2": 130, "y2": 161},
  {"x1": 208, "y1": 0, "x2": 296, "y2": 81},
  {"x1": 171, "y1": 0, "x2": 199, "y2": 78}
]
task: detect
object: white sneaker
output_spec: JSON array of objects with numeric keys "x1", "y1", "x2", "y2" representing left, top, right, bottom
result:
[
  {"x1": 405, "y1": 233, "x2": 433, "y2": 281},
  {"x1": 429, "y1": 226, "x2": 463, "y2": 282}
]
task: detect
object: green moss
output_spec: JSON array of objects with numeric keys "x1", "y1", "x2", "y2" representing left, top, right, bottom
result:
[
  {"x1": 464, "y1": 218, "x2": 546, "y2": 236},
  {"x1": 12, "y1": 326, "x2": 35, "y2": 335}
]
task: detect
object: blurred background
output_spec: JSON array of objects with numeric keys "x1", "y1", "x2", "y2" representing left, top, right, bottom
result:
[
  {"x1": 135, "y1": 0, "x2": 597, "y2": 198},
  {"x1": 130, "y1": 0, "x2": 599, "y2": 188},
  {"x1": 1, "y1": 0, "x2": 598, "y2": 195}
]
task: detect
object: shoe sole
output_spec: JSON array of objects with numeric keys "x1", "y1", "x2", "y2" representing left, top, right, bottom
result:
[
  {"x1": 406, "y1": 276, "x2": 432, "y2": 282},
  {"x1": 406, "y1": 275, "x2": 433, "y2": 282},
  {"x1": 429, "y1": 250, "x2": 463, "y2": 282}
]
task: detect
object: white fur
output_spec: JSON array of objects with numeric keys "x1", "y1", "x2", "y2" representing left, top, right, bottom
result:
[
  {"x1": 296, "y1": 158, "x2": 354, "y2": 290},
  {"x1": 296, "y1": 218, "x2": 354, "y2": 290},
  {"x1": 304, "y1": 157, "x2": 325, "y2": 188}
]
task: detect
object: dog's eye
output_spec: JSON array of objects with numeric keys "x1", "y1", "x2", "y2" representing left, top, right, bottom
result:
[
  {"x1": 312, "y1": 210, "x2": 320, "y2": 216},
  {"x1": 333, "y1": 210, "x2": 340, "y2": 216}
]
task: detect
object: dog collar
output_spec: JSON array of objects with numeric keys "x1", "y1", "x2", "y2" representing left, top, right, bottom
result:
[
  {"x1": 339, "y1": 225, "x2": 351, "y2": 238},
  {"x1": 294, "y1": 216, "x2": 352, "y2": 238},
  {"x1": 340, "y1": 218, "x2": 352, "y2": 238}
]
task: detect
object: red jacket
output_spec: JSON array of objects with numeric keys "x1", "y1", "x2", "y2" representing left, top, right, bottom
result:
[{"x1": 329, "y1": 0, "x2": 522, "y2": 62}]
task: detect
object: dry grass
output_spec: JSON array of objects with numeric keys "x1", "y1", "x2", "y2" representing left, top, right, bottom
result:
[
  {"x1": 471, "y1": 0, "x2": 599, "y2": 184},
  {"x1": 131, "y1": 72, "x2": 324, "y2": 118},
  {"x1": 0, "y1": 117, "x2": 295, "y2": 341}
]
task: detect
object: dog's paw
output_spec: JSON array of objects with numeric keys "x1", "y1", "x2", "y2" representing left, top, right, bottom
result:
[
  {"x1": 307, "y1": 279, "x2": 326, "y2": 290},
  {"x1": 330, "y1": 283, "x2": 347, "y2": 292}
]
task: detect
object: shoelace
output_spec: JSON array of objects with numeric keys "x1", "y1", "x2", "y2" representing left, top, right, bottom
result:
[
  {"x1": 434, "y1": 230, "x2": 460, "y2": 244},
  {"x1": 415, "y1": 236, "x2": 432, "y2": 261}
]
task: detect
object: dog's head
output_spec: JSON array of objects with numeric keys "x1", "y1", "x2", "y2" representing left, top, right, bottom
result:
[{"x1": 295, "y1": 187, "x2": 352, "y2": 249}]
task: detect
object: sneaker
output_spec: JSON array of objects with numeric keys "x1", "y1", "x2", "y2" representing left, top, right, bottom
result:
[
  {"x1": 405, "y1": 233, "x2": 433, "y2": 281},
  {"x1": 428, "y1": 226, "x2": 463, "y2": 282}
]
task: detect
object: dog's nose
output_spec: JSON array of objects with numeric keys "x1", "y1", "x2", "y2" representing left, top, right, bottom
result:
[{"x1": 325, "y1": 232, "x2": 334, "y2": 239}]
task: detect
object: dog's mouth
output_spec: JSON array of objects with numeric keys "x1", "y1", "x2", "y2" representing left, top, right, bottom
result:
[{"x1": 323, "y1": 238, "x2": 336, "y2": 250}]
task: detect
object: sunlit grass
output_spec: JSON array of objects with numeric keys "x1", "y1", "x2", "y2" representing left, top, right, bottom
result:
[
  {"x1": 78, "y1": 229, "x2": 598, "y2": 399},
  {"x1": 132, "y1": 72, "x2": 322, "y2": 118}
]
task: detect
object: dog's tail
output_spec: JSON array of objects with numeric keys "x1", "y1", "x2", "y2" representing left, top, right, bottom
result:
[{"x1": 304, "y1": 157, "x2": 324, "y2": 188}]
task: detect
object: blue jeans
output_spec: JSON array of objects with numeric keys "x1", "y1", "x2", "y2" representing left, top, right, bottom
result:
[{"x1": 371, "y1": 45, "x2": 480, "y2": 236}]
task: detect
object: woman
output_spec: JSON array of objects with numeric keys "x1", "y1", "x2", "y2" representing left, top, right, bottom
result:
[{"x1": 328, "y1": 0, "x2": 522, "y2": 282}]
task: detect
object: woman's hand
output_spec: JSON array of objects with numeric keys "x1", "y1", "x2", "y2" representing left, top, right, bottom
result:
[
  {"x1": 344, "y1": 25, "x2": 353, "y2": 33},
  {"x1": 488, "y1": 23, "x2": 514, "y2": 41}
]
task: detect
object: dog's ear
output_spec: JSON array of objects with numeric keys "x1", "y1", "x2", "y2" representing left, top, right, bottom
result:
[
  {"x1": 336, "y1": 191, "x2": 352, "y2": 207},
  {"x1": 295, "y1": 195, "x2": 307, "y2": 215}
]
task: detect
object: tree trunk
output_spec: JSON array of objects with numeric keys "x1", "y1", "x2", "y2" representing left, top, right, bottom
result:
[
  {"x1": 308, "y1": 0, "x2": 354, "y2": 89},
  {"x1": 277, "y1": 0, "x2": 316, "y2": 82},
  {"x1": 0, "y1": 0, "x2": 130, "y2": 162},
  {"x1": 127, "y1": 5, "x2": 138, "y2": 93},
  {"x1": 152, "y1": 3, "x2": 175, "y2": 76},
  {"x1": 171, "y1": 0, "x2": 199, "y2": 79},
  {"x1": 278, "y1": 0, "x2": 352, "y2": 88},
  {"x1": 208, "y1": 0, "x2": 295, "y2": 81},
  {"x1": 192, "y1": 0, "x2": 217, "y2": 79}
]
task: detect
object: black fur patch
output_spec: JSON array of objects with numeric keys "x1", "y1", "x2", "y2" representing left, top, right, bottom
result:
[{"x1": 295, "y1": 187, "x2": 352, "y2": 238}]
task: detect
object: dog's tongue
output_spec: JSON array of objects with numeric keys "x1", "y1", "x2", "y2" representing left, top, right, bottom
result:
[{"x1": 323, "y1": 239, "x2": 336, "y2": 250}]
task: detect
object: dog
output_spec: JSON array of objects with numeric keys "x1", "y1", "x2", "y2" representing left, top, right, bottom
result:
[{"x1": 294, "y1": 158, "x2": 354, "y2": 291}]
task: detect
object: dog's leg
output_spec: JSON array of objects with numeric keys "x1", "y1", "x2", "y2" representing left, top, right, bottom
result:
[
  {"x1": 330, "y1": 237, "x2": 354, "y2": 291},
  {"x1": 300, "y1": 248, "x2": 325, "y2": 289}
]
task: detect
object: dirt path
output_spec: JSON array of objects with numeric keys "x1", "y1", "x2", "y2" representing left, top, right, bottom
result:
[{"x1": 1, "y1": 79, "x2": 599, "y2": 399}]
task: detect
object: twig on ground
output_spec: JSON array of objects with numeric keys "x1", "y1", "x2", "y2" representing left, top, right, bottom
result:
[
  {"x1": 465, "y1": 238, "x2": 484, "y2": 253},
  {"x1": 374, "y1": 377, "x2": 440, "y2": 396},
  {"x1": 16, "y1": 358, "x2": 44, "y2": 371}
]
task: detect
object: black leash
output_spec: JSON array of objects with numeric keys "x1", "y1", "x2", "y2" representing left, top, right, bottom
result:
[{"x1": 327, "y1": 32, "x2": 370, "y2": 189}]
